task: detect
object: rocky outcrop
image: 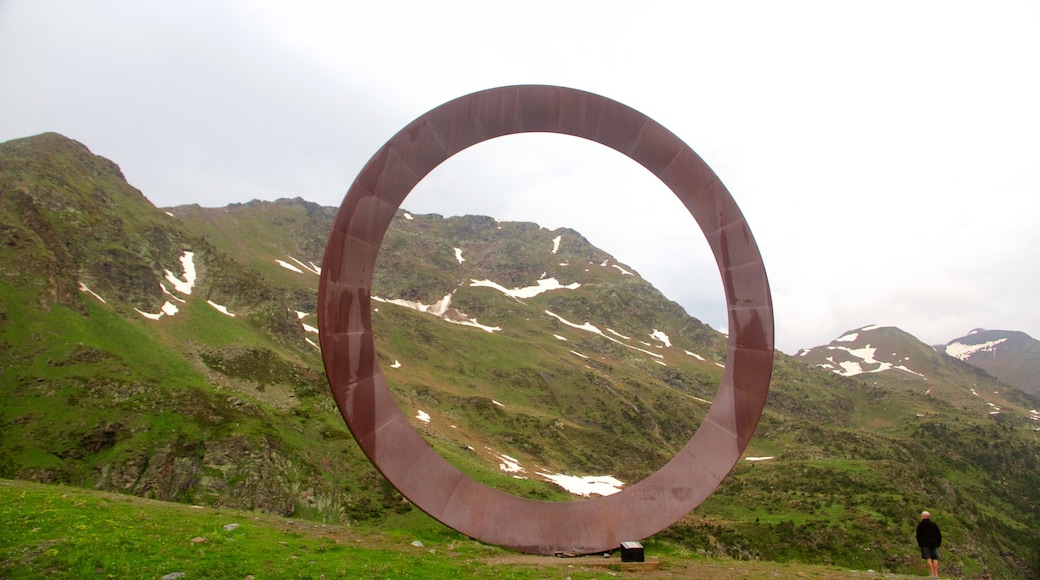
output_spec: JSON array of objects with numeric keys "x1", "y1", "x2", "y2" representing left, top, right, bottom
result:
[{"x1": 94, "y1": 434, "x2": 302, "y2": 516}]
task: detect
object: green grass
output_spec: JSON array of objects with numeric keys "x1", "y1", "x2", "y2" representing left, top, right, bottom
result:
[
  {"x1": 0, "y1": 286, "x2": 207, "y2": 389},
  {"x1": 0, "y1": 480, "x2": 635, "y2": 579},
  {"x1": 0, "y1": 478, "x2": 924, "y2": 579},
  {"x1": 0, "y1": 479, "x2": 530, "y2": 579}
]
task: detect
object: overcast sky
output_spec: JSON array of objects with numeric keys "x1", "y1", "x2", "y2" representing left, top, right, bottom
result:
[{"x1": 2, "y1": 1, "x2": 1038, "y2": 354}]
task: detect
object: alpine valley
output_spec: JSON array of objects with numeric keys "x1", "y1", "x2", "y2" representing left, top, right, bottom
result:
[{"x1": 2, "y1": 133, "x2": 1039, "y2": 578}]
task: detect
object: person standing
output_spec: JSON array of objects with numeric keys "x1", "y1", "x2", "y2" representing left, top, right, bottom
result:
[{"x1": 916, "y1": 510, "x2": 942, "y2": 577}]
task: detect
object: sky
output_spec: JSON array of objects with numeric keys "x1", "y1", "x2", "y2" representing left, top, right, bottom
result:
[{"x1": 2, "y1": 1, "x2": 1038, "y2": 354}]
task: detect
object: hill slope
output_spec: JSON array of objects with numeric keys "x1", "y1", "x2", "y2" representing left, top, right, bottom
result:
[{"x1": 2, "y1": 133, "x2": 1039, "y2": 577}]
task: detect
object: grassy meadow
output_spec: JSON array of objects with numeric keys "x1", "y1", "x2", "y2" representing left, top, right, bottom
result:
[{"x1": 1, "y1": 478, "x2": 918, "y2": 579}]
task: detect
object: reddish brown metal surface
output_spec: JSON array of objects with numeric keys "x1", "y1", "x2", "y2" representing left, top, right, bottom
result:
[{"x1": 318, "y1": 85, "x2": 774, "y2": 555}]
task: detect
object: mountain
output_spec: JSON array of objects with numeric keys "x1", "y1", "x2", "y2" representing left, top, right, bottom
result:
[
  {"x1": 0, "y1": 132, "x2": 729, "y2": 511},
  {"x1": 796, "y1": 324, "x2": 1040, "y2": 425},
  {"x1": 2, "y1": 133, "x2": 1040, "y2": 577},
  {"x1": 0, "y1": 133, "x2": 387, "y2": 521},
  {"x1": 171, "y1": 194, "x2": 730, "y2": 489},
  {"x1": 795, "y1": 325, "x2": 945, "y2": 381},
  {"x1": 944, "y1": 328, "x2": 1040, "y2": 398}
]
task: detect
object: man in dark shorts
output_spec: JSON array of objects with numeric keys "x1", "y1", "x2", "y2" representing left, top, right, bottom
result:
[{"x1": 916, "y1": 511, "x2": 942, "y2": 577}]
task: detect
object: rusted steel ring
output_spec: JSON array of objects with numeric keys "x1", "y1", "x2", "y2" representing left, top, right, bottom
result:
[{"x1": 318, "y1": 85, "x2": 774, "y2": 555}]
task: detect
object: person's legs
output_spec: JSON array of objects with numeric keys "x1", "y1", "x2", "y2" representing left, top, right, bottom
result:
[{"x1": 922, "y1": 546, "x2": 939, "y2": 577}]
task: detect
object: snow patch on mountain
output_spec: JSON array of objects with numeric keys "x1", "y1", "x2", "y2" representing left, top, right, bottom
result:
[
  {"x1": 164, "y1": 251, "x2": 196, "y2": 294},
  {"x1": 138, "y1": 251, "x2": 198, "y2": 320},
  {"x1": 207, "y1": 300, "x2": 235, "y2": 317},
  {"x1": 161, "y1": 283, "x2": 185, "y2": 303},
  {"x1": 135, "y1": 303, "x2": 171, "y2": 320},
  {"x1": 296, "y1": 312, "x2": 319, "y2": 334},
  {"x1": 818, "y1": 344, "x2": 925, "y2": 378},
  {"x1": 78, "y1": 282, "x2": 106, "y2": 303},
  {"x1": 544, "y1": 310, "x2": 663, "y2": 360},
  {"x1": 536, "y1": 472, "x2": 624, "y2": 497},
  {"x1": 291, "y1": 256, "x2": 320, "y2": 275},
  {"x1": 275, "y1": 255, "x2": 320, "y2": 275},
  {"x1": 373, "y1": 293, "x2": 501, "y2": 333},
  {"x1": 470, "y1": 277, "x2": 580, "y2": 299},
  {"x1": 945, "y1": 338, "x2": 1008, "y2": 361},
  {"x1": 276, "y1": 259, "x2": 303, "y2": 273},
  {"x1": 379, "y1": 293, "x2": 453, "y2": 316},
  {"x1": 650, "y1": 330, "x2": 672, "y2": 347},
  {"x1": 482, "y1": 449, "x2": 625, "y2": 496},
  {"x1": 495, "y1": 453, "x2": 523, "y2": 473}
]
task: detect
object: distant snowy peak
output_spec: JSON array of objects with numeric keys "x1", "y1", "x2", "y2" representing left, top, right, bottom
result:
[
  {"x1": 797, "y1": 325, "x2": 930, "y2": 379},
  {"x1": 944, "y1": 328, "x2": 1025, "y2": 361},
  {"x1": 945, "y1": 337, "x2": 1007, "y2": 361},
  {"x1": 943, "y1": 329, "x2": 1040, "y2": 398},
  {"x1": 799, "y1": 326, "x2": 1040, "y2": 397}
]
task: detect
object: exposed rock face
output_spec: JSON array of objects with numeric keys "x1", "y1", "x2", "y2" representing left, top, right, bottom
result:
[{"x1": 95, "y1": 434, "x2": 299, "y2": 515}]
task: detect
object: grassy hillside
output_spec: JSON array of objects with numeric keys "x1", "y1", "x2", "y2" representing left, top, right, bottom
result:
[
  {"x1": 2, "y1": 132, "x2": 1040, "y2": 577},
  {"x1": 1, "y1": 478, "x2": 918, "y2": 579}
]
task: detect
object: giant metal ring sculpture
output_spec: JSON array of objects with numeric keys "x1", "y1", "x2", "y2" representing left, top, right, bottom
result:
[{"x1": 318, "y1": 85, "x2": 774, "y2": 555}]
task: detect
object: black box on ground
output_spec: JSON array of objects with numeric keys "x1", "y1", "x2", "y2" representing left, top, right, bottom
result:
[{"x1": 620, "y1": 541, "x2": 644, "y2": 562}]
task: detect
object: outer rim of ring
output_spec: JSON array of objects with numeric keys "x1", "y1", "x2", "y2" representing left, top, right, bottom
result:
[{"x1": 318, "y1": 85, "x2": 774, "y2": 555}]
